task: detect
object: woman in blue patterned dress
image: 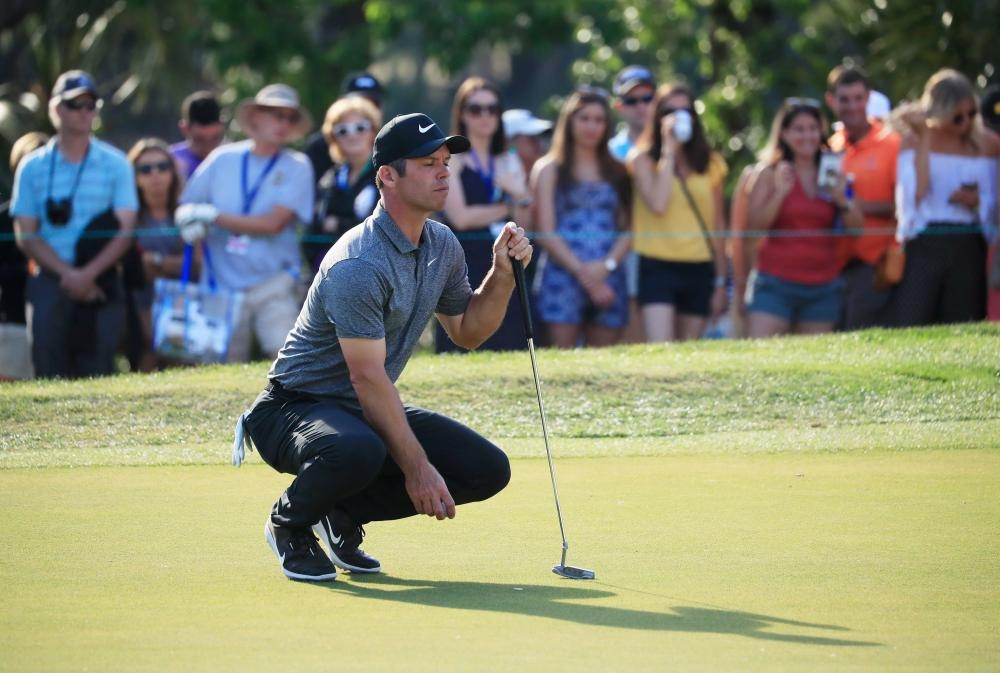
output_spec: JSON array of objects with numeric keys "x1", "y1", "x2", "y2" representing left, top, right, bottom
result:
[{"x1": 530, "y1": 87, "x2": 631, "y2": 347}]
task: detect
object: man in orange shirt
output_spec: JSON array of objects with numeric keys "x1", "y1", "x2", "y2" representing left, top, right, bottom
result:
[{"x1": 826, "y1": 65, "x2": 901, "y2": 329}]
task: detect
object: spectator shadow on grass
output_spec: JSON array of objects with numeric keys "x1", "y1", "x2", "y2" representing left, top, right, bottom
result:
[{"x1": 324, "y1": 574, "x2": 880, "y2": 647}]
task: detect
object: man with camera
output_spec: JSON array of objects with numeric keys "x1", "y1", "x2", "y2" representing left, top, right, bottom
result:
[{"x1": 10, "y1": 70, "x2": 138, "y2": 378}]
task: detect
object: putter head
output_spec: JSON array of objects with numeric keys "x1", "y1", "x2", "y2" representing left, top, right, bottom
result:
[{"x1": 553, "y1": 565, "x2": 595, "y2": 580}]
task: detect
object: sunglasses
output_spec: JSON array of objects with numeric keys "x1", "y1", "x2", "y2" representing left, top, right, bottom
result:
[
  {"x1": 659, "y1": 105, "x2": 694, "y2": 117},
  {"x1": 264, "y1": 108, "x2": 300, "y2": 124},
  {"x1": 784, "y1": 97, "x2": 821, "y2": 110},
  {"x1": 464, "y1": 102, "x2": 500, "y2": 117},
  {"x1": 952, "y1": 108, "x2": 978, "y2": 125},
  {"x1": 333, "y1": 120, "x2": 374, "y2": 137},
  {"x1": 63, "y1": 98, "x2": 99, "y2": 112},
  {"x1": 136, "y1": 160, "x2": 173, "y2": 175},
  {"x1": 621, "y1": 93, "x2": 654, "y2": 107}
]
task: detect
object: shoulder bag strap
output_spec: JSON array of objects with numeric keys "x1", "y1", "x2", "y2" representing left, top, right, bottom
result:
[{"x1": 675, "y1": 175, "x2": 717, "y2": 267}]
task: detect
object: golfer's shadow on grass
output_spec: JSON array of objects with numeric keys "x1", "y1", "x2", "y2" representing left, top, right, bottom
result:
[{"x1": 326, "y1": 575, "x2": 879, "y2": 647}]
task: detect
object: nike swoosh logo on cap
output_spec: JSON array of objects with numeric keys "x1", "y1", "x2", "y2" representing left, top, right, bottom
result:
[{"x1": 418, "y1": 123, "x2": 434, "y2": 133}]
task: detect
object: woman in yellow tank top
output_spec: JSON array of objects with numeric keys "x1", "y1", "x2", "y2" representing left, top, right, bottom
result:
[{"x1": 627, "y1": 83, "x2": 728, "y2": 341}]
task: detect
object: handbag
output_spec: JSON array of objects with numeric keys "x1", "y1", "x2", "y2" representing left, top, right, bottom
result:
[
  {"x1": 152, "y1": 243, "x2": 243, "y2": 364},
  {"x1": 873, "y1": 243, "x2": 905, "y2": 290}
]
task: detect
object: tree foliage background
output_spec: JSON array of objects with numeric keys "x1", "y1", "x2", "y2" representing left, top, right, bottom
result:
[{"x1": 1, "y1": 0, "x2": 997, "y2": 196}]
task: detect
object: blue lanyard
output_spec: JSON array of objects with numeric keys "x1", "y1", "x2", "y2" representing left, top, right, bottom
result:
[
  {"x1": 180, "y1": 242, "x2": 217, "y2": 291},
  {"x1": 468, "y1": 150, "x2": 495, "y2": 200},
  {"x1": 240, "y1": 150, "x2": 281, "y2": 215}
]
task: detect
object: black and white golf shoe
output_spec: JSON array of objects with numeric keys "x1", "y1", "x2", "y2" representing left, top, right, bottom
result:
[
  {"x1": 313, "y1": 510, "x2": 382, "y2": 574},
  {"x1": 265, "y1": 518, "x2": 337, "y2": 582}
]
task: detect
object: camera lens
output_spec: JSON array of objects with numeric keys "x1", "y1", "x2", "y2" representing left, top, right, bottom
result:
[{"x1": 45, "y1": 198, "x2": 73, "y2": 226}]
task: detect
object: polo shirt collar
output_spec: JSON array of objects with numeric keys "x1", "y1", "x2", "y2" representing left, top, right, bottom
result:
[
  {"x1": 844, "y1": 118, "x2": 884, "y2": 149},
  {"x1": 373, "y1": 202, "x2": 420, "y2": 254}
]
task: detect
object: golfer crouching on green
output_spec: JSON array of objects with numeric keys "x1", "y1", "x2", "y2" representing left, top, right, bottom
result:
[{"x1": 232, "y1": 113, "x2": 533, "y2": 581}]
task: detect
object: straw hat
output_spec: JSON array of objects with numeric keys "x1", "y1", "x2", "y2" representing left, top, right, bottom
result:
[{"x1": 235, "y1": 84, "x2": 313, "y2": 140}]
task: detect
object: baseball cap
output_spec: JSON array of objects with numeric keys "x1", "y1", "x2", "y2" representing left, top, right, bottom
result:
[
  {"x1": 866, "y1": 90, "x2": 892, "y2": 120},
  {"x1": 502, "y1": 109, "x2": 553, "y2": 138},
  {"x1": 612, "y1": 65, "x2": 655, "y2": 97},
  {"x1": 372, "y1": 113, "x2": 470, "y2": 168},
  {"x1": 981, "y1": 84, "x2": 1000, "y2": 132},
  {"x1": 344, "y1": 72, "x2": 383, "y2": 102},
  {"x1": 51, "y1": 70, "x2": 100, "y2": 103}
]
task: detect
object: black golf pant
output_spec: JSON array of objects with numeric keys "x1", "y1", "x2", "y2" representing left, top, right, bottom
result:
[{"x1": 243, "y1": 381, "x2": 511, "y2": 528}]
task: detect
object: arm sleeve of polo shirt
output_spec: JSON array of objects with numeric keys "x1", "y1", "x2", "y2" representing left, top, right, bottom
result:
[
  {"x1": 9, "y1": 157, "x2": 41, "y2": 218},
  {"x1": 112, "y1": 156, "x2": 139, "y2": 211},
  {"x1": 435, "y1": 236, "x2": 473, "y2": 316},
  {"x1": 322, "y1": 258, "x2": 387, "y2": 339}
]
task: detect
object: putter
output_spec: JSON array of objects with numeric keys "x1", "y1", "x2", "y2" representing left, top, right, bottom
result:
[{"x1": 512, "y1": 258, "x2": 596, "y2": 580}]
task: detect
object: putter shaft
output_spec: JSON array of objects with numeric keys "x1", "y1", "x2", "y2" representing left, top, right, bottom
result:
[{"x1": 512, "y1": 259, "x2": 594, "y2": 580}]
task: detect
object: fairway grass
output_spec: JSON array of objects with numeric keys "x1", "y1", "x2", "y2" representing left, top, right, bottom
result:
[
  {"x1": 2, "y1": 450, "x2": 998, "y2": 673},
  {"x1": 1, "y1": 325, "x2": 998, "y2": 671}
]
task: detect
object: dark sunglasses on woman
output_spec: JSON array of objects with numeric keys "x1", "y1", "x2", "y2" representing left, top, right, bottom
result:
[
  {"x1": 784, "y1": 97, "x2": 821, "y2": 110},
  {"x1": 464, "y1": 102, "x2": 500, "y2": 117},
  {"x1": 136, "y1": 160, "x2": 173, "y2": 175},
  {"x1": 658, "y1": 105, "x2": 695, "y2": 117},
  {"x1": 952, "y1": 108, "x2": 978, "y2": 125}
]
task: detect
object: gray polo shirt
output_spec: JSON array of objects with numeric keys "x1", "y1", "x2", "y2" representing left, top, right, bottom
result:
[{"x1": 268, "y1": 202, "x2": 472, "y2": 403}]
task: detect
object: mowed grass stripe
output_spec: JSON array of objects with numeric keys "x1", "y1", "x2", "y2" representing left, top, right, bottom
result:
[
  {"x1": 2, "y1": 451, "x2": 999, "y2": 673},
  {"x1": 1, "y1": 324, "x2": 998, "y2": 468},
  {"x1": 1, "y1": 419, "x2": 996, "y2": 468}
]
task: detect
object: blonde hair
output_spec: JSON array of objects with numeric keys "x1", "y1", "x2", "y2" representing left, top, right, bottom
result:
[
  {"x1": 922, "y1": 68, "x2": 976, "y2": 123},
  {"x1": 10, "y1": 131, "x2": 49, "y2": 171},
  {"x1": 888, "y1": 68, "x2": 983, "y2": 147},
  {"x1": 321, "y1": 96, "x2": 382, "y2": 164}
]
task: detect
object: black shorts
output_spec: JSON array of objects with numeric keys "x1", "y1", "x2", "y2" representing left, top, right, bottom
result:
[{"x1": 637, "y1": 256, "x2": 714, "y2": 316}]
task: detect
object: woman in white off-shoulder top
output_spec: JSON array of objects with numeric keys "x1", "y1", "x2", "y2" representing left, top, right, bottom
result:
[{"x1": 892, "y1": 69, "x2": 999, "y2": 326}]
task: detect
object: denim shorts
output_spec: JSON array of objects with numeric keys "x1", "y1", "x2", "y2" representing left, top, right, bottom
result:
[{"x1": 745, "y1": 270, "x2": 843, "y2": 323}]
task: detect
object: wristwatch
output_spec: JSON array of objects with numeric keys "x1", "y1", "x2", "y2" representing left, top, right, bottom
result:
[{"x1": 604, "y1": 257, "x2": 618, "y2": 272}]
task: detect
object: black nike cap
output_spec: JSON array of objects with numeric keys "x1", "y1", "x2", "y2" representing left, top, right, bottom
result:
[{"x1": 372, "y1": 113, "x2": 470, "y2": 168}]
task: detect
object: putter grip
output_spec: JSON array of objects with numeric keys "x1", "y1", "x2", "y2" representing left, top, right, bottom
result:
[{"x1": 512, "y1": 258, "x2": 534, "y2": 340}]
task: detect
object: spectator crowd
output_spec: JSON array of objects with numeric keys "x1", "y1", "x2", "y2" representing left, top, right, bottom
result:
[{"x1": 2, "y1": 62, "x2": 999, "y2": 380}]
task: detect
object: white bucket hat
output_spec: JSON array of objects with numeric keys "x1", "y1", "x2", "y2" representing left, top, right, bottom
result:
[{"x1": 236, "y1": 84, "x2": 313, "y2": 140}]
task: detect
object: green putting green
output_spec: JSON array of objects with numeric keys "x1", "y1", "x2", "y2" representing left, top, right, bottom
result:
[
  {"x1": 2, "y1": 325, "x2": 997, "y2": 671},
  {"x1": 2, "y1": 449, "x2": 998, "y2": 672}
]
